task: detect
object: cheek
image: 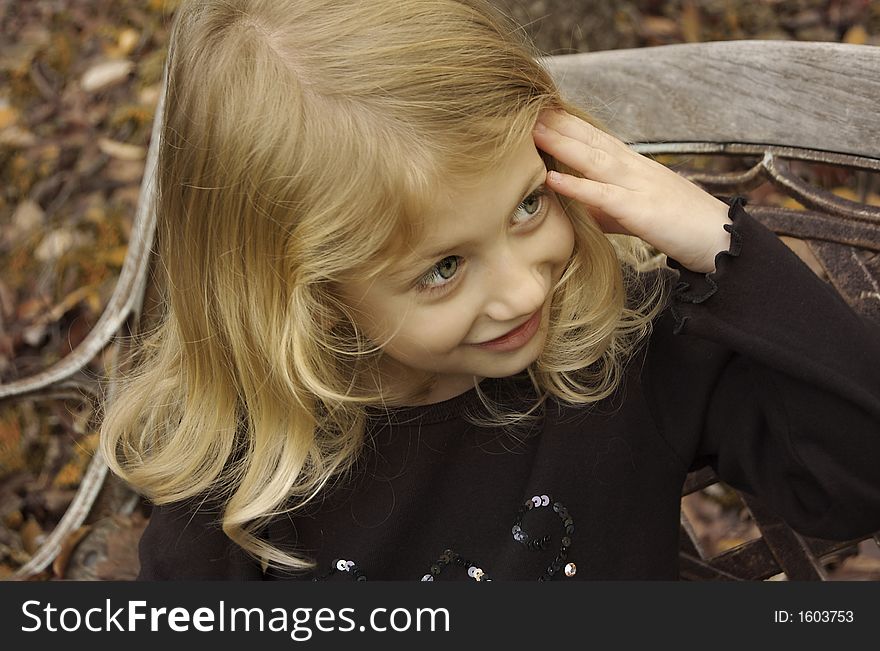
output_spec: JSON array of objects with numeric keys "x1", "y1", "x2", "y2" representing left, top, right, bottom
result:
[
  {"x1": 340, "y1": 291, "x2": 410, "y2": 349},
  {"x1": 392, "y1": 308, "x2": 472, "y2": 356},
  {"x1": 347, "y1": 287, "x2": 472, "y2": 358},
  {"x1": 546, "y1": 202, "x2": 576, "y2": 265}
]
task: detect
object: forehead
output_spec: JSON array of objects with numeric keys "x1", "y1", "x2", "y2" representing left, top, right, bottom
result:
[{"x1": 339, "y1": 111, "x2": 546, "y2": 287}]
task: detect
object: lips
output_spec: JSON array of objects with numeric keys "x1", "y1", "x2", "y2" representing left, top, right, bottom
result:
[{"x1": 471, "y1": 308, "x2": 542, "y2": 351}]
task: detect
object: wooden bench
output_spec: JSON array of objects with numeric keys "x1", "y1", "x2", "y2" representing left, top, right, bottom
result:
[{"x1": 3, "y1": 40, "x2": 879, "y2": 580}]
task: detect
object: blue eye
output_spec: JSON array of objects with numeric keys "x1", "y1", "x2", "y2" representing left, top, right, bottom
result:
[
  {"x1": 416, "y1": 255, "x2": 462, "y2": 293},
  {"x1": 513, "y1": 187, "x2": 547, "y2": 224}
]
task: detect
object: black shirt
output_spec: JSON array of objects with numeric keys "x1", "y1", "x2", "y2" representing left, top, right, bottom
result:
[{"x1": 137, "y1": 199, "x2": 880, "y2": 580}]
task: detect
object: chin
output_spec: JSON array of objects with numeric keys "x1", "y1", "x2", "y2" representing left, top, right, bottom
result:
[{"x1": 484, "y1": 349, "x2": 544, "y2": 379}]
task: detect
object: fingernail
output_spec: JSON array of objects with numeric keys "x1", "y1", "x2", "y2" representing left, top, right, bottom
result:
[
  {"x1": 548, "y1": 171, "x2": 561, "y2": 182},
  {"x1": 533, "y1": 121, "x2": 546, "y2": 133}
]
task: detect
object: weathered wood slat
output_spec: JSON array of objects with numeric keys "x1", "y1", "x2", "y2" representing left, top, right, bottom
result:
[{"x1": 542, "y1": 41, "x2": 880, "y2": 158}]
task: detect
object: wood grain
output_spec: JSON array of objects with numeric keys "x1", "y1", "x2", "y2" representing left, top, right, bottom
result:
[{"x1": 542, "y1": 40, "x2": 880, "y2": 158}]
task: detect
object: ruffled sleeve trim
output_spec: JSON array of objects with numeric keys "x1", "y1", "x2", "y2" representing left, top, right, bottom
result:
[{"x1": 665, "y1": 196, "x2": 747, "y2": 334}]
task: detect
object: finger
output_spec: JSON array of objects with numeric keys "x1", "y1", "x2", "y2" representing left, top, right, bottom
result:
[
  {"x1": 546, "y1": 171, "x2": 632, "y2": 235},
  {"x1": 533, "y1": 124, "x2": 625, "y2": 187},
  {"x1": 537, "y1": 109, "x2": 630, "y2": 156}
]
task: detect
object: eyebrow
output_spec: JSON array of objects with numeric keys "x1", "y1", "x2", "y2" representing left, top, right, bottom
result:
[{"x1": 399, "y1": 163, "x2": 548, "y2": 273}]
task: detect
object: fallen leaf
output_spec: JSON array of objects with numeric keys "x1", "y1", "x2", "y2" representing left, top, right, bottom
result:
[
  {"x1": 831, "y1": 186, "x2": 880, "y2": 207},
  {"x1": 3, "y1": 199, "x2": 45, "y2": 248},
  {"x1": 0, "y1": 339, "x2": 13, "y2": 377},
  {"x1": 12, "y1": 199, "x2": 45, "y2": 234},
  {"x1": 21, "y1": 322, "x2": 48, "y2": 348},
  {"x1": 105, "y1": 159, "x2": 146, "y2": 184},
  {"x1": 34, "y1": 228, "x2": 89, "y2": 263},
  {"x1": 17, "y1": 296, "x2": 49, "y2": 322},
  {"x1": 681, "y1": 1, "x2": 702, "y2": 43},
  {"x1": 0, "y1": 279, "x2": 14, "y2": 321},
  {"x1": 52, "y1": 460, "x2": 85, "y2": 488},
  {"x1": 139, "y1": 84, "x2": 162, "y2": 108},
  {"x1": 640, "y1": 16, "x2": 679, "y2": 39},
  {"x1": 20, "y1": 516, "x2": 45, "y2": 556},
  {"x1": 0, "y1": 415, "x2": 25, "y2": 473},
  {"x1": 3, "y1": 509, "x2": 24, "y2": 530},
  {"x1": 0, "y1": 102, "x2": 18, "y2": 130},
  {"x1": 97, "y1": 246, "x2": 130, "y2": 269},
  {"x1": 0, "y1": 126, "x2": 37, "y2": 148},
  {"x1": 80, "y1": 59, "x2": 135, "y2": 93},
  {"x1": 117, "y1": 28, "x2": 141, "y2": 57},
  {"x1": 843, "y1": 25, "x2": 868, "y2": 45},
  {"x1": 715, "y1": 537, "x2": 749, "y2": 553},
  {"x1": 44, "y1": 284, "x2": 103, "y2": 324},
  {"x1": 0, "y1": 414, "x2": 22, "y2": 449},
  {"x1": 52, "y1": 524, "x2": 92, "y2": 579},
  {"x1": 779, "y1": 196, "x2": 806, "y2": 211},
  {"x1": 148, "y1": 0, "x2": 183, "y2": 14},
  {"x1": 98, "y1": 137, "x2": 146, "y2": 161}
]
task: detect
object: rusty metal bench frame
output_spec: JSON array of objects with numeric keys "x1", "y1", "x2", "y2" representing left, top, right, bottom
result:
[{"x1": 3, "y1": 40, "x2": 879, "y2": 580}]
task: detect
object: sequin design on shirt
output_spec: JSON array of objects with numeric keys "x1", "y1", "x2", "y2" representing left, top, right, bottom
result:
[
  {"x1": 512, "y1": 494, "x2": 576, "y2": 581},
  {"x1": 312, "y1": 491, "x2": 575, "y2": 581},
  {"x1": 313, "y1": 558, "x2": 367, "y2": 581},
  {"x1": 421, "y1": 549, "x2": 490, "y2": 581}
]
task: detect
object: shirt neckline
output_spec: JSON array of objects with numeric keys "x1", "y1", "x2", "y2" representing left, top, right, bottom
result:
[{"x1": 365, "y1": 374, "x2": 530, "y2": 425}]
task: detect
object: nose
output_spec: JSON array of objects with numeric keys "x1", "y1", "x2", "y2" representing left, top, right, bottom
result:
[{"x1": 482, "y1": 251, "x2": 547, "y2": 323}]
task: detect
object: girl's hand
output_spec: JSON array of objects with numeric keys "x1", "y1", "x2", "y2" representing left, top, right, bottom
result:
[{"x1": 532, "y1": 110, "x2": 732, "y2": 274}]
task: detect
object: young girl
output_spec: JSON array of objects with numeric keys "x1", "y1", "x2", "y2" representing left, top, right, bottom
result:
[{"x1": 100, "y1": 0, "x2": 880, "y2": 581}]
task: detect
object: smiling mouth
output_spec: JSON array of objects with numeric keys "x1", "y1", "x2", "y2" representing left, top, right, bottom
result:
[{"x1": 471, "y1": 308, "x2": 543, "y2": 351}]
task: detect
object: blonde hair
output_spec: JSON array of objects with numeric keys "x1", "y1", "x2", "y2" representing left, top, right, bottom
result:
[{"x1": 100, "y1": 0, "x2": 669, "y2": 572}]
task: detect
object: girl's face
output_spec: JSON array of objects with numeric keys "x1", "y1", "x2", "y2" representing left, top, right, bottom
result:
[{"x1": 340, "y1": 134, "x2": 575, "y2": 405}]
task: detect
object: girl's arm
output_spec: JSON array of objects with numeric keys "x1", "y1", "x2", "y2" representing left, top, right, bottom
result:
[
  {"x1": 651, "y1": 200, "x2": 880, "y2": 540},
  {"x1": 535, "y1": 111, "x2": 880, "y2": 540}
]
